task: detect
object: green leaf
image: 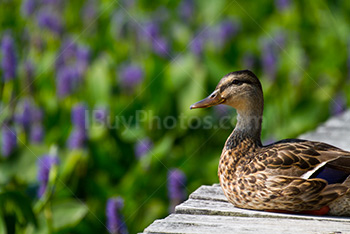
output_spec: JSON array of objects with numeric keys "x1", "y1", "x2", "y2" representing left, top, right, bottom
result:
[
  {"x1": 85, "y1": 55, "x2": 112, "y2": 105},
  {"x1": 0, "y1": 144, "x2": 49, "y2": 184},
  {"x1": 0, "y1": 211, "x2": 7, "y2": 234},
  {"x1": 0, "y1": 191, "x2": 37, "y2": 227},
  {"x1": 51, "y1": 199, "x2": 88, "y2": 230}
]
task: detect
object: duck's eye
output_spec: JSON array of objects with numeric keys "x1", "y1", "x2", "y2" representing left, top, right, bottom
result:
[
  {"x1": 210, "y1": 93, "x2": 217, "y2": 98},
  {"x1": 232, "y1": 80, "x2": 243, "y2": 85}
]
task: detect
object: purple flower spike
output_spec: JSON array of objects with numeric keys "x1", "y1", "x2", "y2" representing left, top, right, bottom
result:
[
  {"x1": 1, "y1": 126, "x2": 17, "y2": 158},
  {"x1": 330, "y1": 92, "x2": 347, "y2": 116},
  {"x1": 37, "y1": 154, "x2": 59, "y2": 197},
  {"x1": 94, "y1": 107, "x2": 108, "y2": 123},
  {"x1": 178, "y1": 0, "x2": 195, "y2": 22},
  {"x1": 24, "y1": 61, "x2": 35, "y2": 91},
  {"x1": 56, "y1": 39, "x2": 77, "y2": 70},
  {"x1": 261, "y1": 40, "x2": 277, "y2": 81},
  {"x1": 30, "y1": 124, "x2": 44, "y2": 143},
  {"x1": 263, "y1": 137, "x2": 277, "y2": 146},
  {"x1": 67, "y1": 128, "x2": 87, "y2": 149},
  {"x1": 242, "y1": 53, "x2": 256, "y2": 70},
  {"x1": 168, "y1": 169, "x2": 187, "y2": 201},
  {"x1": 152, "y1": 37, "x2": 170, "y2": 58},
  {"x1": 190, "y1": 35, "x2": 204, "y2": 56},
  {"x1": 1, "y1": 35, "x2": 17, "y2": 81},
  {"x1": 20, "y1": 99, "x2": 32, "y2": 132},
  {"x1": 275, "y1": 0, "x2": 290, "y2": 11},
  {"x1": 219, "y1": 20, "x2": 239, "y2": 43},
  {"x1": 56, "y1": 67, "x2": 80, "y2": 98},
  {"x1": 82, "y1": 0, "x2": 97, "y2": 25},
  {"x1": 213, "y1": 105, "x2": 231, "y2": 118},
  {"x1": 37, "y1": 10, "x2": 63, "y2": 35},
  {"x1": 118, "y1": 65, "x2": 144, "y2": 91},
  {"x1": 76, "y1": 46, "x2": 90, "y2": 75},
  {"x1": 168, "y1": 169, "x2": 187, "y2": 212},
  {"x1": 71, "y1": 104, "x2": 87, "y2": 129},
  {"x1": 21, "y1": 0, "x2": 37, "y2": 16},
  {"x1": 143, "y1": 22, "x2": 159, "y2": 42},
  {"x1": 134, "y1": 138, "x2": 153, "y2": 159},
  {"x1": 106, "y1": 197, "x2": 128, "y2": 234},
  {"x1": 31, "y1": 107, "x2": 43, "y2": 123}
]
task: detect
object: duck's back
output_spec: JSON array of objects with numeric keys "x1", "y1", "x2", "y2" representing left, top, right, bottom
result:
[{"x1": 218, "y1": 137, "x2": 350, "y2": 213}]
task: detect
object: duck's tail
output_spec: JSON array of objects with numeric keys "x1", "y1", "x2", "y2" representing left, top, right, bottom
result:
[{"x1": 328, "y1": 178, "x2": 350, "y2": 216}]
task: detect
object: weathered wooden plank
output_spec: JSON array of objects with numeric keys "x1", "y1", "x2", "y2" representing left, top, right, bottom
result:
[
  {"x1": 144, "y1": 213, "x2": 350, "y2": 234},
  {"x1": 176, "y1": 196, "x2": 350, "y2": 222},
  {"x1": 323, "y1": 110, "x2": 350, "y2": 128},
  {"x1": 299, "y1": 131, "x2": 350, "y2": 151},
  {"x1": 299, "y1": 110, "x2": 350, "y2": 151},
  {"x1": 189, "y1": 185, "x2": 226, "y2": 202}
]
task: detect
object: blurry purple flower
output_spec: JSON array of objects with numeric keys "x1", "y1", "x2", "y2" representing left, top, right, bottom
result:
[
  {"x1": 94, "y1": 107, "x2": 108, "y2": 123},
  {"x1": 56, "y1": 40, "x2": 90, "y2": 79},
  {"x1": 152, "y1": 37, "x2": 170, "y2": 57},
  {"x1": 178, "y1": 0, "x2": 195, "y2": 22},
  {"x1": 42, "y1": 0, "x2": 62, "y2": 7},
  {"x1": 106, "y1": 197, "x2": 128, "y2": 234},
  {"x1": 21, "y1": 0, "x2": 37, "y2": 16},
  {"x1": 261, "y1": 40, "x2": 277, "y2": 81},
  {"x1": 1, "y1": 125, "x2": 17, "y2": 158},
  {"x1": 118, "y1": 65, "x2": 144, "y2": 90},
  {"x1": 30, "y1": 124, "x2": 44, "y2": 143},
  {"x1": 213, "y1": 105, "x2": 232, "y2": 118},
  {"x1": 134, "y1": 138, "x2": 153, "y2": 159},
  {"x1": 242, "y1": 53, "x2": 256, "y2": 70},
  {"x1": 219, "y1": 20, "x2": 239, "y2": 43},
  {"x1": 330, "y1": 93, "x2": 347, "y2": 116},
  {"x1": 1, "y1": 35, "x2": 17, "y2": 81},
  {"x1": 143, "y1": 22, "x2": 160, "y2": 42},
  {"x1": 190, "y1": 35, "x2": 205, "y2": 56},
  {"x1": 32, "y1": 36, "x2": 45, "y2": 52},
  {"x1": 67, "y1": 128, "x2": 87, "y2": 149},
  {"x1": 120, "y1": 0, "x2": 135, "y2": 8},
  {"x1": 37, "y1": 154, "x2": 59, "y2": 197},
  {"x1": 274, "y1": 32, "x2": 286, "y2": 48},
  {"x1": 168, "y1": 169, "x2": 187, "y2": 201},
  {"x1": 263, "y1": 137, "x2": 276, "y2": 146},
  {"x1": 24, "y1": 61, "x2": 35, "y2": 92},
  {"x1": 72, "y1": 104, "x2": 87, "y2": 129},
  {"x1": 56, "y1": 67, "x2": 80, "y2": 98},
  {"x1": 37, "y1": 10, "x2": 63, "y2": 35},
  {"x1": 111, "y1": 10, "x2": 128, "y2": 39},
  {"x1": 56, "y1": 40, "x2": 77, "y2": 70},
  {"x1": 275, "y1": 0, "x2": 290, "y2": 11},
  {"x1": 31, "y1": 107, "x2": 43, "y2": 122},
  {"x1": 153, "y1": 7, "x2": 170, "y2": 23},
  {"x1": 18, "y1": 99, "x2": 32, "y2": 132},
  {"x1": 82, "y1": 0, "x2": 97, "y2": 25},
  {"x1": 76, "y1": 46, "x2": 90, "y2": 75}
]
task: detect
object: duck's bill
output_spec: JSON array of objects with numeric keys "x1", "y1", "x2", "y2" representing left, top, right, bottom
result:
[{"x1": 190, "y1": 90, "x2": 225, "y2": 109}]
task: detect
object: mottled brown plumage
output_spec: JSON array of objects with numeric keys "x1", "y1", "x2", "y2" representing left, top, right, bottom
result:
[{"x1": 190, "y1": 70, "x2": 350, "y2": 215}]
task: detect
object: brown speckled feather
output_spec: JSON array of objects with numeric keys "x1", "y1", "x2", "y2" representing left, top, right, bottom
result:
[{"x1": 219, "y1": 136, "x2": 350, "y2": 212}]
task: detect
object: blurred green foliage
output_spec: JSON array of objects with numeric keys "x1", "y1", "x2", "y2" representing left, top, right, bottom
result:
[{"x1": 0, "y1": 0, "x2": 350, "y2": 233}]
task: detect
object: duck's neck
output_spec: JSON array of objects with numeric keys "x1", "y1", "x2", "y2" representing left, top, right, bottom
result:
[{"x1": 225, "y1": 109, "x2": 263, "y2": 150}]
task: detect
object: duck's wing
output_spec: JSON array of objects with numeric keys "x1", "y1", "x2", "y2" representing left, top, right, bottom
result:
[{"x1": 260, "y1": 139, "x2": 350, "y2": 184}]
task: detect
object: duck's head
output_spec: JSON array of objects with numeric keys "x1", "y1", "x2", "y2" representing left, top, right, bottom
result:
[{"x1": 190, "y1": 70, "x2": 264, "y2": 116}]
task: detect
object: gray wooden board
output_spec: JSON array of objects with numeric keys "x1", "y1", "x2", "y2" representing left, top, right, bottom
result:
[
  {"x1": 299, "y1": 110, "x2": 350, "y2": 151},
  {"x1": 178, "y1": 185, "x2": 350, "y2": 222},
  {"x1": 144, "y1": 213, "x2": 350, "y2": 234},
  {"x1": 142, "y1": 110, "x2": 350, "y2": 233}
]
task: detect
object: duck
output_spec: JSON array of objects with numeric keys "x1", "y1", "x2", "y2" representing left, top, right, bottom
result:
[{"x1": 190, "y1": 70, "x2": 350, "y2": 216}]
